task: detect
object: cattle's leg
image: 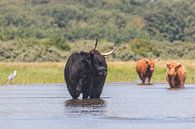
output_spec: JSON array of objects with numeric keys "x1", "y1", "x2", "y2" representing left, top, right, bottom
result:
[
  {"x1": 138, "y1": 73, "x2": 142, "y2": 81},
  {"x1": 69, "y1": 91, "x2": 80, "y2": 99},
  {"x1": 179, "y1": 80, "x2": 185, "y2": 88},
  {"x1": 83, "y1": 94, "x2": 89, "y2": 99},
  {"x1": 83, "y1": 78, "x2": 93, "y2": 99},
  {"x1": 83, "y1": 89, "x2": 89, "y2": 99},
  {"x1": 142, "y1": 76, "x2": 145, "y2": 84},
  {"x1": 138, "y1": 74, "x2": 145, "y2": 84},
  {"x1": 92, "y1": 92, "x2": 101, "y2": 99},
  {"x1": 90, "y1": 88, "x2": 100, "y2": 99},
  {"x1": 90, "y1": 91, "x2": 97, "y2": 99},
  {"x1": 148, "y1": 76, "x2": 153, "y2": 85},
  {"x1": 90, "y1": 95, "x2": 100, "y2": 99},
  {"x1": 72, "y1": 96, "x2": 79, "y2": 99},
  {"x1": 82, "y1": 86, "x2": 88, "y2": 99},
  {"x1": 169, "y1": 77, "x2": 176, "y2": 88},
  {"x1": 90, "y1": 95, "x2": 94, "y2": 99},
  {"x1": 90, "y1": 88, "x2": 102, "y2": 99},
  {"x1": 67, "y1": 84, "x2": 81, "y2": 99},
  {"x1": 81, "y1": 81, "x2": 89, "y2": 99},
  {"x1": 180, "y1": 77, "x2": 186, "y2": 88}
]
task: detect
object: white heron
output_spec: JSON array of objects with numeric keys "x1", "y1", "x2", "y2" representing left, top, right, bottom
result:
[{"x1": 7, "y1": 70, "x2": 17, "y2": 84}]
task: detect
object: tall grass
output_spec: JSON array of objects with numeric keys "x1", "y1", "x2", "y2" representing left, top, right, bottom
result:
[
  {"x1": 0, "y1": 62, "x2": 64, "y2": 84},
  {"x1": 0, "y1": 60, "x2": 195, "y2": 85},
  {"x1": 107, "y1": 61, "x2": 137, "y2": 83}
]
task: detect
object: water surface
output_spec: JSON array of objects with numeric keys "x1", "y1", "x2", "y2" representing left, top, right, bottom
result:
[{"x1": 0, "y1": 83, "x2": 195, "y2": 129}]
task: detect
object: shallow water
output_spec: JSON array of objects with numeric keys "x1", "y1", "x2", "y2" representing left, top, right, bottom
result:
[{"x1": 0, "y1": 83, "x2": 195, "y2": 129}]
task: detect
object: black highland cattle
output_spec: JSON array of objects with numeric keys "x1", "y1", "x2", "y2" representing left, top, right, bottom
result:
[{"x1": 64, "y1": 39, "x2": 116, "y2": 99}]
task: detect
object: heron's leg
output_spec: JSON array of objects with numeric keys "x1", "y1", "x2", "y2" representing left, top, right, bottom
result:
[{"x1": 13, "y1": 79, "x2": 16, "y2": 86}]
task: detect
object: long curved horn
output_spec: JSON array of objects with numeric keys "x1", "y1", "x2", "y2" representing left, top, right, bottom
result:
[
  {"x1": 101, "y1": 46, "x2": 117, "y2": 56},
  {"x1": 93, "y1": 38, "x2": 98, "y2": 50}
]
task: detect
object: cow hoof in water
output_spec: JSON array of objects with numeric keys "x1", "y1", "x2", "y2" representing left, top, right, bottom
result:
[
  {"x1": 137, "y1": 83, "x2": 145, "y2": 85},
  {"x1": 147, "y1": 83, "x2": 153, "y2": 85}
]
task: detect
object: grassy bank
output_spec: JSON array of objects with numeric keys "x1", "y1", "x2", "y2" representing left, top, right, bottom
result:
[
  {"x1": 0, "y1": 62, "x2": 64, "y2": 84},
  {"x1": 108, "y1": 60, "x2": 195, "y2": 84},
  {"x1": 0, "y1": 60, "x2": 195, "y2": 85}
]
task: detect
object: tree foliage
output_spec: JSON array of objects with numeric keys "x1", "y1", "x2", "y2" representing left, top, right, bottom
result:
[
  {"x1": 144, "y1": 0, "x2": 195, "y2": 42},
  {"x1": 0, "y1": 0, "x2": 194, "y2": 61}
]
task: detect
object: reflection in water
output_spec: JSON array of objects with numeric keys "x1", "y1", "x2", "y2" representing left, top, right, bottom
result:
[
  {"x1": 65, "y1": 99, "x2": 106, "y2": 116},
  {"x1": 65, "y1": 99, "x2": 106, "y2": 107},
  {"x1": 137, "y1": 83, "x2": 153, "y2": 86},
  {"x1": 167, "y1": 87, "x2": 185, "y2": 90}
]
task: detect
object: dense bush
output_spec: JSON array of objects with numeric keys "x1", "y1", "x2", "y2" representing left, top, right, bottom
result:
[
  {"x1": 144, "y1": 0, "x2": 195, "y2": 42},
  {"x1": 0, "y1": 0, "x2": 194, "y2": 61}
]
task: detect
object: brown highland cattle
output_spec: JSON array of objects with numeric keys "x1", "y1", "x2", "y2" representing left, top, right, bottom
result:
[
  {"x1": 166, "y1": 62, "x2": 186, "y2": 88},
  {"x1": 136, "y1": 58, "x2": 159, "y2": 84}
]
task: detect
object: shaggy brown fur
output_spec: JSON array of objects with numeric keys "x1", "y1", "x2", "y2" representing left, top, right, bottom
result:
[
  {"x1": 136, "y1": 58, "x2": 158, "y2": 84},
  {"x1": 166, "y1": 62, "x2": 186, "y2": 88}
]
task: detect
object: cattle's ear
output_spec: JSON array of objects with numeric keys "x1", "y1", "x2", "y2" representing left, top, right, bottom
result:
[
  {"x1": 144, "y1": 59, "x2": 149, "y2": 64},
  {"x1": 176, "y1": 64, "x2": 182, "y2": 69},
  {"x1": 166, "y1": 63, "x2": 170, "y2": 68}
]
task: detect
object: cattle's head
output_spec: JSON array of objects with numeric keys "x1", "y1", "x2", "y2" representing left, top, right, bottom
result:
[
  {"x1": 144, "y1": 58, "x2": 159, "y2": 71},
  {"x1": 87, "y1": 39, "x2": 116, "y2": 76},
  {"x1": 166, "y1": 63, "x2": 182, "y2": 77},
  {"x1": 144, "y1": 59, "x2": 155, "y2": 72},
  {"x1": 89, "y1": 50, "x2": 107, "y2": 76}
]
